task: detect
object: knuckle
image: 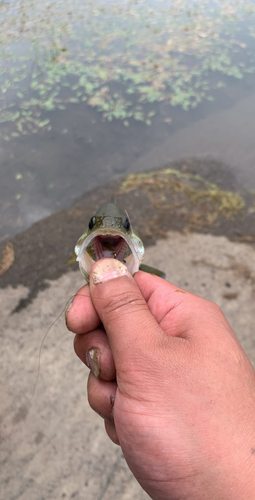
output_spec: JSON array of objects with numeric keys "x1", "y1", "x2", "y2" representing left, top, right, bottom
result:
[
  {"x1": 102, "y1": 290, "x2": 146, "y2": 317},
  {"x1": 205, "y1": 299, "x2": 223, "y2": 317},
  {"x1": 196, "y1": 295, "x2": 222, "y2": 314}
]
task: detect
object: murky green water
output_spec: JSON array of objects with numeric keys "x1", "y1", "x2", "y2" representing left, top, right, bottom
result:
[{"x1": 1, "y1": 0, "x2": 255, "y2": 241}]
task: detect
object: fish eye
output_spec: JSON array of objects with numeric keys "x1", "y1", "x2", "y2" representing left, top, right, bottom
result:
[
  {"x1": 89, "y1": 216, "x2": 96, "y2": 230},
  {"x1": 122, "y1": 217, "x2": 130, "y2": 231}
]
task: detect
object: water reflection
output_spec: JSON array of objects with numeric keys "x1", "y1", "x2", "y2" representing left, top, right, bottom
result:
[{"x1": 1, "y1": 0, "x2": 255, "y2": 240}]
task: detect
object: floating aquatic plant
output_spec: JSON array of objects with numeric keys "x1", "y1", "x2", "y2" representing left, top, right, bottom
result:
[{"x1": 0, "y1": 0, "x2": 255, "y2": 139}]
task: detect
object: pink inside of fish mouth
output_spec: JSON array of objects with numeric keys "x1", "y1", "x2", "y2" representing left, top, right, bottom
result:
[{"x1": 91, "y1": 235, "x2": 130, "y2": 261}]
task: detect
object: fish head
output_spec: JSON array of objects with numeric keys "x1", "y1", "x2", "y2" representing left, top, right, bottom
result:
[{"x1": 75, "y1": 202, "x2": 144, "y2": 282}]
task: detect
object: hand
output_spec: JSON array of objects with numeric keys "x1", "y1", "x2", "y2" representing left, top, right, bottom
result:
[{"x1": 66, "y1": 258, "x2": 255, "y2": 500}]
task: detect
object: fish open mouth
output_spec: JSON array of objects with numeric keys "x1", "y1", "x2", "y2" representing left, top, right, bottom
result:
[
  {"x1": 77, "y1": 230, "x2": 140, "y2": 281},
  {"x1": 89, "y1": 235, "x2": 131, "y2": 261}
]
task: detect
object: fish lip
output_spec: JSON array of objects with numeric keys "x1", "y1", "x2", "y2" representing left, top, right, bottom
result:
[{"x1": 77, "y1": 228, "x2": 136, "y2": 256}]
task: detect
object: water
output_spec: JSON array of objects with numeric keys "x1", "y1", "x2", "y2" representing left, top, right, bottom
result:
[{"x1": 1, "y1": 0, "x2": 255, "y2": 242}]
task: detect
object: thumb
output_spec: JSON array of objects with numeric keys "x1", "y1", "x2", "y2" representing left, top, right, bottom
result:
[{"x1": 89, "y1": 258, "x2": 164, "y2": 375}]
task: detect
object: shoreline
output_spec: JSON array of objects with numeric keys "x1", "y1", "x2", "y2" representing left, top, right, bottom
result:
[{"x1": 0, "y1": 156, "x2": 254, "y2": 311}]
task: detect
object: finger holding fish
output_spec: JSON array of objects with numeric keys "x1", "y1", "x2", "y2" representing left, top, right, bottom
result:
[{"x1": 66, "y1": 284, "x2": 100, "y2": 334}]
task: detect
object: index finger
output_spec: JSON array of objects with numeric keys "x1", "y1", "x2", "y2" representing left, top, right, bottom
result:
[{"x1": 66, "y1": 284, "x2": 101, "y2": 334}]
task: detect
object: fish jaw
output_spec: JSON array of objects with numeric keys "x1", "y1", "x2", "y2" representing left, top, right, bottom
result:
[{"x1": 76, "y1": 228, "x2": 144, "y2": 283}]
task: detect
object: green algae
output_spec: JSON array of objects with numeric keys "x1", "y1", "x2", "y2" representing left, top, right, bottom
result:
[{"x1": 119, "y1": 168, "x2": 246, "y2": 226}]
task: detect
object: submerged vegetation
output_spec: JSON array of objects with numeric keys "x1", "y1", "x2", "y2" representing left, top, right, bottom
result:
[
  {"x1": 119, "y1": 168, "x2": 246, "y2": 227},
  {"x1": 1, "y1": 0, "x2": 255, "y2": 139}
]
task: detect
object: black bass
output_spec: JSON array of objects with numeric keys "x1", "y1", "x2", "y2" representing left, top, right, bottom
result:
[{"x1": 67, "y1": 200, "x2": 165, "y2": 282}]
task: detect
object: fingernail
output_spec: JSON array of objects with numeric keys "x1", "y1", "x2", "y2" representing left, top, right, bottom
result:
[
  {"x1": 91, "y1": 259, "x2": 130, "y2": 285},
  {"x1": 86, "y1": 348, "x2": 101, "y2": 378}
]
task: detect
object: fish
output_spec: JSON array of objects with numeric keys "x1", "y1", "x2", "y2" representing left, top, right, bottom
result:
[{"x1": 67, "y1": 199, "x2": 166, "y2": 282}]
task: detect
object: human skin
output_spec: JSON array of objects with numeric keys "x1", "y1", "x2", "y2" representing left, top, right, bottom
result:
[{"x1": 66, "y1": 258, "x2": 255, "y2": 500}]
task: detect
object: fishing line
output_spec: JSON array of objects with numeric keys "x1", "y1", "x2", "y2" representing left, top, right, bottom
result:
[{"x1": 29, "y1": 291, "x2": 94, "y2": 405}]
